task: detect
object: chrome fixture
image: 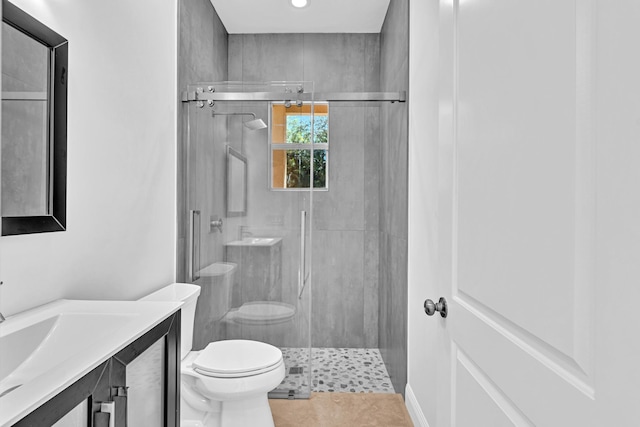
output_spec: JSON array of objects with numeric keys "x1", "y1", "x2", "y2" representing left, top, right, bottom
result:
[
  {"x1": 298, "y1": 210, "x2": 309, "y2": 299},
  {"x1": 244, "y1": 117, "x2": 268, "y2": 130},
  {"x1": 212, "y1": 111, "x2": 267, "y2": 130},
  {"x1": 189, "y1": 210, "x2": 201, "y2": 282},
  {"x1": 291, "y1": 0, "x2": 308, "y2": 8},
  {"x1": 183, "y1": 90, "x2": 406, "y2": 103},
  {"x1": 210, "y1": 217, "x2": 223, "y2": 233},
  {"x1": 424, "y1": 297, "x2": 448, "y2": 318}
]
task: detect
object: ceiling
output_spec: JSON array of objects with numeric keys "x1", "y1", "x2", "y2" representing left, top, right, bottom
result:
[{"x1": 209, "y1": 0, "x2": 391, "y2": 34}]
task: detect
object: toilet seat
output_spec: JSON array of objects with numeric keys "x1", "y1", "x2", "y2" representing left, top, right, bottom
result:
[{"x1": 192, "y1": 340, "x2": 283, "y2": 378}]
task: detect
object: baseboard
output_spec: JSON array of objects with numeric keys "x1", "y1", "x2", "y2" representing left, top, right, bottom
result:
[{"x1": 405, "y1": 384, "x2": 430, "y2": 427}]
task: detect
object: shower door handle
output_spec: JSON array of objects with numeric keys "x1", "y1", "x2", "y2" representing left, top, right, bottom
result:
[
  {"x1": 298, "y1": 210, "x2": 307, "y2": 299},
  {"x1": 189, "y1": 210, "x2": 201, "y2": 282}
]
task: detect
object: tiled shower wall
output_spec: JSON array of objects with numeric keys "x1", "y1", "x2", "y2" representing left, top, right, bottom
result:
[
  {"x1": 379, "y1": 0, "x2": 410, "y2": 395},
  {"x1": 177, "y1": 4, "x2": 409, "y2": 389},
  {"x1": 228, "y1": 34, "x2": 383, "y2": 348},
  {"x1": 177, "y1": 0, "x2": 229, "y2": 349}
]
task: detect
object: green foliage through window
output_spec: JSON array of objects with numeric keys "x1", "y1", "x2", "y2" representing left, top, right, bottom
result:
[
  {"x1": 271, "y1": 103, "x2": 329, "y2": 190},
  {"x1": 284, "y1": 149, "x2": 327, "y2": 188},
  {"x1": 286, "y1": 115, "x2": 328, "y2": 144},
  {"x1": 282, "y1": 113, "x2": 328, "y2": 188}
]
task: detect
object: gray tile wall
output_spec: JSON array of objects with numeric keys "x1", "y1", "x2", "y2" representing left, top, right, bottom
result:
[
  {"x1": 379, "y1": 0, "x2": 410, "y2": 396},
  {"x1": 177, "y1": 0, "x2": 229, "y2": 349},
  {"x1": 228, "y1": 34, "x2": 381, "y2": 348},
  {"x1": 228, "y1": 33, "x2": 380, "y2": 92}
]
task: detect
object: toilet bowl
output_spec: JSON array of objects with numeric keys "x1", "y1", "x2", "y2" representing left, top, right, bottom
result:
[{"x1": 141, "y1": 283, "x2": 285, "y2": 427}]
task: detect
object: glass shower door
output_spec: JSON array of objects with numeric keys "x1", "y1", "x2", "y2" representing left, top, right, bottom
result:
[{"x1": 184, "y1": 82, "x2": 314, "y2": 399}]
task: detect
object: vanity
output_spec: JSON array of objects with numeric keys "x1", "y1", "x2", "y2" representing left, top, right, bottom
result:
[
  {"x1": 0, "y1": 3, "x2": 180, "y2": 424},
  {"x1": 0, "y1": 300, "x2": 181, "y2": 427}
]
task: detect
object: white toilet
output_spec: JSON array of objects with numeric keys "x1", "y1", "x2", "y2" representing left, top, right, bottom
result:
[{"x1": 141, "y1": 283, "x2": 285, "y2": 427}]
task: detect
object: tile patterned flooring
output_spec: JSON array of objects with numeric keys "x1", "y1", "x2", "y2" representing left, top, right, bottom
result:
[
  {"x1": 269, "y1": 392, "x2": 414, "y2": 427},
  {"x1": 279, "y1": 348, "x2": 395, "y2": 394}
]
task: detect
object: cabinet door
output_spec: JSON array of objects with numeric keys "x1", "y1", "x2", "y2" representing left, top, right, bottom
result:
[
  {"x1": 110, "y1": 312, "x2": 180, "y2": 427},
  {"x1": 126, "y1": 339, "x2": 166, "y2": 426},
  {"x1": 52, "y1": 401, "x2": 90, "y2": 427}
]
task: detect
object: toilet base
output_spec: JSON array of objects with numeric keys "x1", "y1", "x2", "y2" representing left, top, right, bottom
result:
[
  {"x1": 181, "y1": 394, "x2": 274, "y2": 427},
  {"x1": 180, "y1": 347, "x2": 284, "y2": 427},
  {"x1": 221, "y1": 395, "x2": 275, "y2": 427}
]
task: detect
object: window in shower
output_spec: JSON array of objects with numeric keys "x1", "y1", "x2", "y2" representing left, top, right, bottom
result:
[{"x1": 270, "y1": 102, "x2": 329, "y2": 190}]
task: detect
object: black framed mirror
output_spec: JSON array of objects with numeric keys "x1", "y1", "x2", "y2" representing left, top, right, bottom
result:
[{"x1": 1, "y1": 0, "x2": 68, "y2": 236}]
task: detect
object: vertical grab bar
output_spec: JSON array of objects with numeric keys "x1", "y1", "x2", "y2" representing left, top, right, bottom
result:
[
  {"x1": 298, "y1": 210, "x2": 307, "y2": 299},
  {"x1": 188, "y1": 210, "x2": 201, "y2": 282}
]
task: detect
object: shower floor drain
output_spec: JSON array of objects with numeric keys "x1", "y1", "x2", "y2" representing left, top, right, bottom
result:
[{"x1": 289, "y1": 366, "x2": 304, "y2": 375}]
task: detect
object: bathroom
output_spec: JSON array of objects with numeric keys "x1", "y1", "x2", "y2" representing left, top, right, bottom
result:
[{"x1": 1, "y1": 0, "x2": 640, "y2": 426}]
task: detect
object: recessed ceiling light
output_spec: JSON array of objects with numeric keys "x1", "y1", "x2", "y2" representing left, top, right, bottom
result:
[{"x1": 291, "y1": 0, "x2": 308, "y2": 8}]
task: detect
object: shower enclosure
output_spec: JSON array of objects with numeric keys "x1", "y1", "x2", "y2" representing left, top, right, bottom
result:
[
  {"x1": 182, "y1": 81, "x2": 407, "y2": 399},
  {"x1": 183, "y1": 82, "x2": 316, "y2": 399}
]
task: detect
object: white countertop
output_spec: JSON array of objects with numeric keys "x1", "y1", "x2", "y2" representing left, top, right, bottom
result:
[{"x1": 0, "y1": 299, "x2": 181, "y2": 426}]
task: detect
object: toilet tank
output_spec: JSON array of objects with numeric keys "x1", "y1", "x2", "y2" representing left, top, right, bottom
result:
[{"x1": 140, "y1": 283, "x2": 201, "y2": 360}]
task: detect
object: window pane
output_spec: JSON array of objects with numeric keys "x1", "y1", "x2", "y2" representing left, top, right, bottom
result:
[
  {"x1": 271, "y1": 103, "x2": 328, "y2": 145},
  {"x1": 313, "y1": 115, "x2": 328, "y2": 143},
  {"x1": 272, "y1": 149, "x2": 327, "y2": 189},
  {"x1": 286, "y1": 115, "x2": 312, "y2": 144}
]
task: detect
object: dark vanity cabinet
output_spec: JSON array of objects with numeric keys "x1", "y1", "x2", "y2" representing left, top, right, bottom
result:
[{"x1": 12, "y1": 311, "x2": 180, "y2": 427}]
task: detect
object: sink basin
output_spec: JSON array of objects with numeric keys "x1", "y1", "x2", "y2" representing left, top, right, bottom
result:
[
  {"x1": 225, "y1": 237, "x2": 282, "y2": 247},
  {"x1": 0, "y1": 312, "x2": 137, "y2": 394},
  {"x1": 0, "y1": 299, "x2": 180, "y2": 426}
]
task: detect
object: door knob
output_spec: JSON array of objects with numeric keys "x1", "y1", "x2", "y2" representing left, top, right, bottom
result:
[{"x1": 424, "y1": 297, "x2": 448, "y2": 318}]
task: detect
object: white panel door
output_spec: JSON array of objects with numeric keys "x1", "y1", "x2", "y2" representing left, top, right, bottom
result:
[{"x1": 435, "y1": 0, "x2": 640, "y2": 425}]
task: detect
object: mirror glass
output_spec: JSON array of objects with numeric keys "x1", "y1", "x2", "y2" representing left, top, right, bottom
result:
[
  {"x1": 1, "y1": 22, "x2": 50, "y2": 217},
  {"x1": 227, "y1": 147, "x2": 247, "y2": 216},
  {"x1": 1, "y1": 0, "x2": 68, "y2": 236}
]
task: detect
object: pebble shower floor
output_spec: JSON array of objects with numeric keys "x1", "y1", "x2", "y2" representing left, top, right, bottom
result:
[{"x1": 279, "y1": 348, "x2": 395, "y2": 394}]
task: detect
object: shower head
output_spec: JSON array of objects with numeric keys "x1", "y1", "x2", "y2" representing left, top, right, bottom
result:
[
  {"x1": 212, "y1": 111, "x2": 267, "y2": 131},
  {"x1": 244, "y1": 118, "x2": 268, "y2": 130}
]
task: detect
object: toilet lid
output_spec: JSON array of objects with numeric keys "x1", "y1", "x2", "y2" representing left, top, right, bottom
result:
[
  {"x1": 235, "y1": 301, "x2": 296, "y2": 324},
  {"x1": 193, "y1": 340, "x2": 283, "y2": 378}
]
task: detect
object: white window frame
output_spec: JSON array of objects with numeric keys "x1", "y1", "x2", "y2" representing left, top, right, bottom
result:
[{"x1": 269, "y1": 102, "x2": 329, "y2": 191}]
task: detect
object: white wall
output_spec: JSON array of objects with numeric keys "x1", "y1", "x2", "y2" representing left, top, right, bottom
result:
[
  {"x1": 406, "y1": 0, "x2": 440, "y2": 425},
  {"x1": 0, "y1": 0, "x2": 178, "y2": 316}
]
